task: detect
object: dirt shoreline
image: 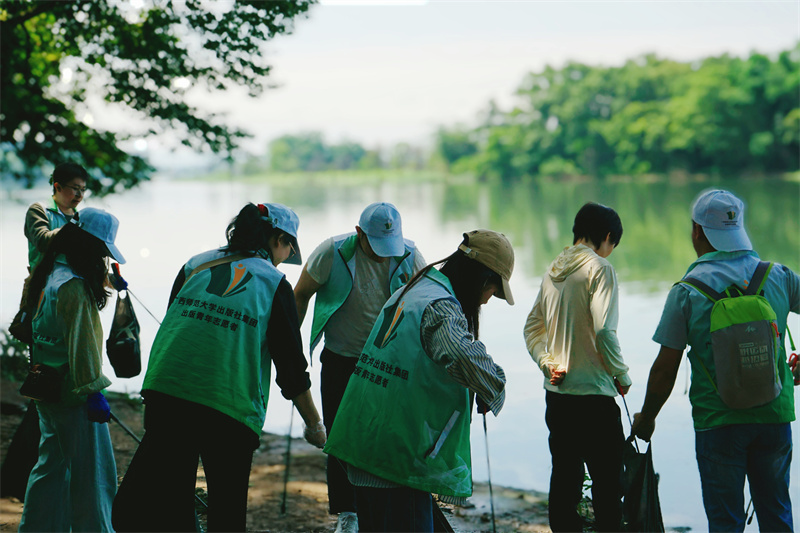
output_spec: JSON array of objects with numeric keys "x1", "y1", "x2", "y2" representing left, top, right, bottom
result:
[{"x1": 0, "y1": 383, "x2": 551, "y2": 532}]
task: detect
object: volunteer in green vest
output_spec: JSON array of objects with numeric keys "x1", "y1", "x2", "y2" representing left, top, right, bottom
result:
[
  {"x1": 2, "y1": 162, "x2": 90, "y2": 502},
  {"x1": 294, "y1": 202, "x2": 426, "y2": 533},
  {"x1": 112, "y1": 203, "x2": 326, "y2": 533},
  {"x1": 632, "y1": 189, "x2": 800, "y2": 532},
  {"x1": 324, "y1": 229, "x2": 514, "y2": 533},
  {"x1": 25, "y1": 162, "x2": 89, "y2": 272},
  {"x1": 19, "y1": 208, "x2": 125, "y2": 533}
]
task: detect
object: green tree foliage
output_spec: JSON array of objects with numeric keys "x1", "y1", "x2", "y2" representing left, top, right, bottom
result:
[
  {"x1": 447, "y1": 47, "x2": 800, "y2": 181},
  {"x1": 433, "y1": 125, "x2": 478, "y2": 171},
  {"x1": 268, "y1": 132, "x2": 392, "y2": 172},
  {"x1": 1, "y1": 0, "x2": 313, "y2": 194}
]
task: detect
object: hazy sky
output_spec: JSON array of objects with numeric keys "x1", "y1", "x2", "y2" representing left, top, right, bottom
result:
[{"x1": 162, "y1": 1, "x2": 800, "y2": 159}]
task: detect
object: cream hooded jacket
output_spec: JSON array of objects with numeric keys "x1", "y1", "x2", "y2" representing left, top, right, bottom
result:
[{"x1": 524, "y1": 244, "x2": 631, "y2": 396}]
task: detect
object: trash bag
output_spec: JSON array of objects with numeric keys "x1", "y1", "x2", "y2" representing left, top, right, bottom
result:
[
  {"x1": 106, "y1": 290, "x2": 141, "y2": 378},
  {"x1": 622, "y1": 437, "x2": 665, "y2": 532}
]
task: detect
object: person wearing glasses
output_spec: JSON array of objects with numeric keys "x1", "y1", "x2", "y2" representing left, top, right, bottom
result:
[
  {"x1": 25, "y1": 162, "x2": 89, "y2": 272},
  {"x1": 0, "y1": 162, "x2": 91, "y2": 503},
  {"x1": 113, "y1": 202, "x2": 326, "y2": 533},
  {"x1": 294, "y1": 202, "x2": 426, "y2": 533}
]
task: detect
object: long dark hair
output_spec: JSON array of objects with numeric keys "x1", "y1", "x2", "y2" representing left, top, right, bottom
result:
[
  {"x1": 25, "y1": 223, "x2": 111, "y2": 311},
  {"x1": 224, "y1": 203, "x2": 288, "y2": 258},
  {"x1": 400, "y1": 249, "x2": 501, "y2": 340}
]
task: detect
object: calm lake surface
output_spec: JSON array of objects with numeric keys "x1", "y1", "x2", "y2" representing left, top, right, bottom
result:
[{"x1": 2, "y1": 175, "x2": 798, "y2": 531}]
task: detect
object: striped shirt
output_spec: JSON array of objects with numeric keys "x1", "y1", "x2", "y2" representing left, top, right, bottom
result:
[{"x1": 347, "y1": 297, "x2": 506, "y2": 502}]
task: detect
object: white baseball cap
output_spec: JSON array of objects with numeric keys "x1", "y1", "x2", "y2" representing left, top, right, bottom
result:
[
  {"x1": 691, "y1": 189, "x2": 752, "y2": 252},
  {"x1": 358, "y1": 202, "x2": 405, "y2": 257},
  {"x1": 72, "y1": 208, "x2": 126, "y2": 264},
  {"x1": 258, "y1": 202, "x2": 302, "y2": 265}
]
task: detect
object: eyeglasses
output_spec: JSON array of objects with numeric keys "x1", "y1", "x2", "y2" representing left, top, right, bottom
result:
[
  {"x1": 288, "y1": 241, "x2": 297, "y2": 259},
  {"x1": 64, "y1": 185, "x2": 88, "y2": 196}
]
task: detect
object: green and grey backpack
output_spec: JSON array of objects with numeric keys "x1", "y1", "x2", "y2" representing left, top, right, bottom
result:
[{"x1": 680, "y1": 261, "x2": 781, "y2": 409}]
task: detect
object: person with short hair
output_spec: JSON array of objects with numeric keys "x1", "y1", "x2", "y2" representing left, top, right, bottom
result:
[
  {"x1": 632, "y1": 189, "x2": 799, "y2": 532},
  {"x1": 294, "y1": 202, "x2": 426, "y2": 533},
  {"x1": 524, "y1": 202, "x2": 629, "y2": 532},
  {"x1": 112, "y1": 203, "x2": 326, "y2": 533},
  {"x1": 25, "y1": 162, "x2": 90, "y2": 271},
  {"x1": 324, "y1": 229, "x2": 513, "y2": 532},
  {"x1": 19, "y1": 208, "x2": 125, "y2": 532}
]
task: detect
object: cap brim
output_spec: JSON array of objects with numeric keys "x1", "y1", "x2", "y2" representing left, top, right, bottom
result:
[
  {"x1": 702, "y1": 227, "x2": 752, "y2": 252},
  {"x1": 106, "y1": 244, "x2": 126, "y2": 264},
  {"x1": 500, "y1": 277, "x2": 514, "y2": 306},
  {"x1": 367, "y1": 234, "x2": 405, "y2": 258},
  {"x1": 285, "y1": 237, "x2": 302, "y2": 265}
]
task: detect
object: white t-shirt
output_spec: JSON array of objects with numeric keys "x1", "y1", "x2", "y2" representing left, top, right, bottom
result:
[{"x1": 306, "y1": 236, "x2": 426, "y2": 358}]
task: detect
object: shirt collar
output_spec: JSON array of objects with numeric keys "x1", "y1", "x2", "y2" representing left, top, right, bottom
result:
[{"x1": 685, "y1": 249, "x2": 759, "y2": 275}]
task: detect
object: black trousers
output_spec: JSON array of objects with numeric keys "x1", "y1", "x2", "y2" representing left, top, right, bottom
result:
[
  {"x1": 112, "y1": 392, "x2": 260, "y2": 532},
  {"x1": 545, "y1": 391, "x2": 624, "y2": 532},
  {"x1": 320, "y1": 348, "x2": 358, "y2": 514}
]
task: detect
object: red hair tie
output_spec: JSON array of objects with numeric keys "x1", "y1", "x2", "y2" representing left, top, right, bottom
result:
[{"x1": 257, "y1": 204, "x2": 268, "y2": 216}]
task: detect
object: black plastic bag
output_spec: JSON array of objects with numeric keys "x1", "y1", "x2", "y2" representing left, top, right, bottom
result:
[
  {"x1": 9, "y1": 307, "x2": 33, "y2": 345},
  {"x1": 106, "y1": 290, "x2": 141, "y2": 378},
  {"x1": 622, "y1": 437, "x2": 665, "y2": 532}
]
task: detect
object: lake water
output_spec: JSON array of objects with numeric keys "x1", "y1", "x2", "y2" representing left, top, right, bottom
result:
[{"x1": 2, "y1": 175, "x2": 798, "y2": 531}]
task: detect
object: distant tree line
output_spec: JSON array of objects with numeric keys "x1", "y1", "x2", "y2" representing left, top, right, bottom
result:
[
  {"x1": 434, "y1": 46, "x2": 800, "y2": 181},
  {"x1": 261, "y1": 133, "x2": 427, "y2": 173}
]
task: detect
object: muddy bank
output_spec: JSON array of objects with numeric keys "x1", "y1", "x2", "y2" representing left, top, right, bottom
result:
[{"x1": 0, "y1": 383, "x2": 550, "y2": 532}]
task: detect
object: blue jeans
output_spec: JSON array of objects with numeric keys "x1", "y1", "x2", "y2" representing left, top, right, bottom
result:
[
  {"x1": 355, "y1": 486, "x2": 433, "y2": 532},
  {"x1": 695, "y1": 423, "x2": 793, "y2": 532}
]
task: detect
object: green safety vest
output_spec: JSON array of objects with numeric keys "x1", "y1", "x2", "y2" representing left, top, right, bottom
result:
[
  {"x1": 310, "y1": 233, "x2": 417, "y2": 355},
  {"x1": 324, "y1": 269, "x2": 473, "y2": 497},
  {"x1": 31, "y1": 259, "x2": 88, "y2": 405},
  {"x1": 143, "y1": 249, "x2": 284, "y2": 436},
  {"x1": 28, "y1": 199, "x2": 74, "y2": 270}
]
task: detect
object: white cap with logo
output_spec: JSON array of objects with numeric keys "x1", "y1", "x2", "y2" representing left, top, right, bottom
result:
[
  {"x1": 691, "y1": 189, "x2": 752, "y2": 252},
  {"x1": 358, "y1": 202, "x2": 405, "y2": 257}
]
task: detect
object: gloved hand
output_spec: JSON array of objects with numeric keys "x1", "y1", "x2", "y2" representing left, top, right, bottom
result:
[
  {"x1": 303, "y1": 420, "x2": 327, "y2": 449},
  {"x1": 87, "y1": 392, "x2": 111, "y2": 423},
  {"x1": 476, "y1": 396, "x2": 490, "y2": 415},
  {"x1": 109, "y1": 263, "x2": 128, "y2": 291}
]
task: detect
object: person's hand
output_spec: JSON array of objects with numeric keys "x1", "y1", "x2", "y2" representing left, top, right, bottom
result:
[
  {"x1": 476, "y1": 396, "x2": 490, "y2": 415},
  {"x1": 303, "y1": 420, "x2": 327, "y2": 448},
  {"x1": 614, "y1": 377, "x2": 631, "y2": 396},
  {"x1": 789, "y1": 352, "x2": 800, "y2": 386},
  {"x1": 109, "y1": 264, "x2": 128, "y2": 292},
  {"x1": 631, "y1": 412, "x2": 655, "y2": 442},
  {"x1": 87, "y1": 392, "x2": 111, "y2": 423},
  {"x1": 546, "y1": 363, "x2": 566, "y2": 386}
]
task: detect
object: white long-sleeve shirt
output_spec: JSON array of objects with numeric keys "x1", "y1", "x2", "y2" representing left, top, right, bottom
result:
[{"x1": 524, "y1": 244, "x2": 630, "y2": 396}]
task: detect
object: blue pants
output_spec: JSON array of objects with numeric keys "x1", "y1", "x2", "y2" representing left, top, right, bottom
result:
[
  {"x1": 19, "y1": 401, "x2": 116, "y2": 532},
  {"x1": 695, "y1": 423, "x2": 793, "y2": 532},
  {"x1": 355, "y1": 486, "x2": 433, "y2": 532}
]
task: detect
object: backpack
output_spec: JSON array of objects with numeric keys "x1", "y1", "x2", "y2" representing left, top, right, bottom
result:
[{"x1": 680, "y1": 261, "x2": 781, "y2": 410}]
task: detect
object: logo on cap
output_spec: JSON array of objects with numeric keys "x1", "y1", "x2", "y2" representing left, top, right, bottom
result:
[
  {"x1": 727, "y1": 211, "x2": 736, "y2": 220},
  {"x1": 385, "y1": 222, "x2": 392, "y2": 230}
]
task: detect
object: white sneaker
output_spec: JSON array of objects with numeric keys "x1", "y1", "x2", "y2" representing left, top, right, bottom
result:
[{"x1": 334, "y1": 512, "x2": 358, "y2": 533}]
